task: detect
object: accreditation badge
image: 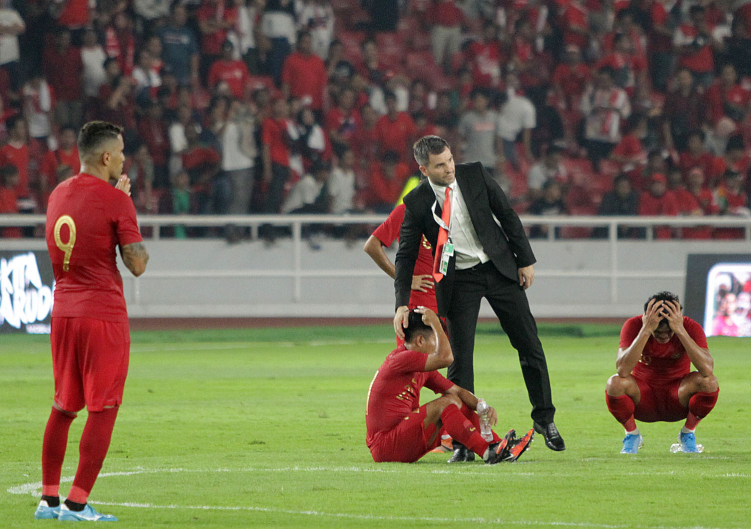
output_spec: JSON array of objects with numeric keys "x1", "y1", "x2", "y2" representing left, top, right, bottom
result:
[{"x1": 439, "y1": 238, "x2": 454, "y2": 275}]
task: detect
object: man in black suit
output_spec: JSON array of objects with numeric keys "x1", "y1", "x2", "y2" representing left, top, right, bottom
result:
[{"x1": 394, "y1": 136, "x2": 565, "y2": 461}]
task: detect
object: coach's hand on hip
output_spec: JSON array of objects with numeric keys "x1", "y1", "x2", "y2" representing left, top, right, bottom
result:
[
  {"x1": 394, "y1": 306, "x2": 410, "y2": 339},
  {"x1": 518, "y1": 264, "x2": 535, "y2": 290}
]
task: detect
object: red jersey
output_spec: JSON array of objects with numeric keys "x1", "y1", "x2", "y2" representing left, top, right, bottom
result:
[
  {"x1": 262, "y1": 117, "x2": 291, "y2": 167},
  {"x1": 197, "y1": 3, "x2": 239, "y2": 56},
  {"x1": 552, "y1": 63, "x2": 591, "y2": 106},
  {"x1": 365, "y1": 345, "x2": 454, "y2": 447},
  {"x1": 45, "y1": 174, "x2": 143, "y2": 322},
  {"x1": 372, "y1": 204, "x2": 437, "y2": 311},
  {"x1": 620, "y1": 315, "x2": 707, "y2": 385},
  {"x1": 325, "y1": 107, "x2": 362, "y2": 144},
  {"x1": 281, "y1": 52, "x2": 327, "y2": 110},
  {"x1": 57, "y1": 0, "x2": 90, "y2": 27},
  {"x1": 208, "y1": 59, "x2": 250, "y2": 100},
  {"x1": 560, "y1": 3, "x2": 588, "y2": 49},
  {"x1": 374, "y1": 113, "x2": 417, "y2": 162}
]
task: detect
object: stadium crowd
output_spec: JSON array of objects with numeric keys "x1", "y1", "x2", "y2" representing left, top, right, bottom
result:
[{"x1": 2, "y1": 0, "x2": 751, "y2": 240}]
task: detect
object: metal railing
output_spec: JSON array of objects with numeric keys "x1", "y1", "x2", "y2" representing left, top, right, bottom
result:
[{"x1": 2, "y1": 214, "x2": 750, "y2": 310}]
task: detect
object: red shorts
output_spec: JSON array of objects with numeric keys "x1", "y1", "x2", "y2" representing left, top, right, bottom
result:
[
  {"x1": 51, "y1": 317, "x2": 130, "y2": 413},
  {"x1": 633, "y1": 374, "x2": 688, "y2": 423},
  {"x1": 369, "y1": 405, "x2": 441, "y2": 463}
]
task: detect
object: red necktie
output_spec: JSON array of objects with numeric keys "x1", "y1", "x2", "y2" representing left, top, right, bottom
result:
[{"x1": 432, "y1": 186, "x2": 451, "y2": 282}]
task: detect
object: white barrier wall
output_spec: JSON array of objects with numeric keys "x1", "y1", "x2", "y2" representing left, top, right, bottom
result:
[{"x1": 5, "y1": 237, "x2": 747, "y2": 318}]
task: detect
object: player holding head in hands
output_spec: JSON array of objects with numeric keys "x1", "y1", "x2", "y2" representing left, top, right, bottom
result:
[
  {"x1": 367, "y1": 308, "x2": 534, "y2": 464},
  {"x1": 606, "y1": 292, "x2": 719, "y2": 454},
  {"x1": 37, "y1": 121, "x2": 149, "y2": 521}
]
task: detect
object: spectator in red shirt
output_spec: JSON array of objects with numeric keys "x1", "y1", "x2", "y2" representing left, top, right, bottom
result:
[
  {"x1": 465, "y1": 21, "x2": 503, "y2": 89},
  {"x1": 262, "y1": 97, "x2": 293, "y2": 216},
  {"x1": 208, "y1": 40, "x2": 251, "y2": 100},
  {"x1": 703, "y1": 64, "x2": 751, "y2": 127},
  {"x1": 197, "y1": 0, "x2": 240, "y2": 81},
  {"x1": 104, "y1": 12, "x2": 136, "y2": 76},
  {"x1": 182, "y1": 122, "x2": 222, "y2": 214},
  {"x1": 374, "y1": 91, "x2": 417, "y2": 163},
  {"x1": 137, "y1": 101, "x2": 170, "y2": 187},
  {"x1": 610, "y1": 113, "x2": 649, "y2": 174},
  {"x1": 597, "y1": 33, "x2": 648, "y2": 97},
  {"x1": 662, "y1": 68, "x2": 703, "y2": 152},
  {"x1": 43, "y1": 28, "x2": 84, "y2": 129},
  {"x1": 675, "y1": 167, "x2": 719, "y2": 238},
  {"x1": 56, "y1": 0, "x2": 91, "y2": 32},
  {"x1": 281, "y1": 31, "x2": 327, "y2": 116},
  {"x1": 0, "y1": 164, "x2": 21, "y2": 238},
  {"x1": 0, "y1": 114, "x2": 31, "y2": 197},
  {"x1": 552, "y1": 45, "x2": 591, "y2": 112},
  {"x1": 679, "y1": 130, "x2": 717, "y2": 180},
  {"x1": 40, "y1": 126, "x2": 80, "y2": 200},
  {"x1": 638, "y1": 173, "x2": 679, "y2": 239},
  {"x1": 325, "y1": 88, "x2": 362, "y2": 155},
  {"x1": 429, "y1": 0, "x2": 465, "y2": 74},
  {"x1": 559, "y1": 0, "x2": 589, "y2": 51},
  {"x1": 350, "y1": 103, "x2": 379, "y2": 169},
  {"x1": 363, "y1": 151, "x2": 411, "y2": 213},
  {"x1": 674, "y1": 5, "x2": 717, "y2": 87},
  {"x1": 358, "y1": 38, "x2": 388, "y2": 86}
]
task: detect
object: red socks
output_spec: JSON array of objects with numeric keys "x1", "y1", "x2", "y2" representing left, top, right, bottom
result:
[
  {"x1": 441, "y1": 404, "x2": 489, "y2": 457},
  {"x1": 67, "y1": 407, "x2": 119, "y2": 505},
  {"x1": 459, "y1": 402, "x2": 501, "y2": 443},
  {"x1": 42, "y1": 408, "x2": 76, "y2": 497},
  {"x1": 685, "y1": 389, "x2": 719, "y2": 430},
  {"x1": 605, "y1": 392, "x2": 637, "y2": 432}
]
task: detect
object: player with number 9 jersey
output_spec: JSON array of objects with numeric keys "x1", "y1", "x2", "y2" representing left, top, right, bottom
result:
[
  {"x1": 46, "y1": 172, "x2": 142, "y2": 322},
  {"x1": 36, "y1": 122, "x2": 149, "y2": 522}
]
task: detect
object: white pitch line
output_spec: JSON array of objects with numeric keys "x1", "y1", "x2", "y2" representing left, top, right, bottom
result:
[
  {"x1": 7, "y1": 467, "x2": 742, "y2": 529},
  {"x1": 86, "y1": 501, "x2": 735, "y2": 529}
]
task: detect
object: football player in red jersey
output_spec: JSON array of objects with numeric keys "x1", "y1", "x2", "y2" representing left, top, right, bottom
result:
[
  {"x1": 364, "y1": 203, "x2": 437, "y2": 318},
  {"x1": 366, "y1": 307, "x2": 534, "y2": 464},
  {"x1": 605, "y1": 292, "x2": 719, "y2": 454},
  {"x1": 36, "y1": 121, "x2": 149, "y2": 522}
]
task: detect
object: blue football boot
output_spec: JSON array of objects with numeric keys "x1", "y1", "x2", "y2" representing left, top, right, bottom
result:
[
  {"x1": 33, "y1": 500, "x2": 61, "y2": 520},
  {"x1": 58, "y1": 504, "x2": 118, "y2": 522},
  {"x1": 621, "y1": 433, "x2": 643, "y2": 454},
  {"x1": 675, "y1": 431, "x2": 704, "y2": 453}
]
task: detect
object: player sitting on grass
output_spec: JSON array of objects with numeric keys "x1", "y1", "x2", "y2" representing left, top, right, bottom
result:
[
  {"x1": 606, "y1": 291, "x2": 719, "y2": 454},
  {"x1": 366, "y1": 307, "x2": 534, "y2": 464}
]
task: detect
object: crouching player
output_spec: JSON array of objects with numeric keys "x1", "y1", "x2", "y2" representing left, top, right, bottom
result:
[
  {"x1": 366, "y1": 307, "x2": 534, "y2": 464},
  {"x1": 606, "y1": 291, "x2": 719, "y2": 454}
]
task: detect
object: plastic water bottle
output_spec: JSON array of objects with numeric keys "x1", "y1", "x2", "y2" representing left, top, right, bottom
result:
[{"x1": 476, "y1": 398, "x2": 494, "y2": 442}]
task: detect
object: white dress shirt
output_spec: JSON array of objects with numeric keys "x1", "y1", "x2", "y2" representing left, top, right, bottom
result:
[{"x1": 428, "y1": 179, "x2": 490, "y2": 270}]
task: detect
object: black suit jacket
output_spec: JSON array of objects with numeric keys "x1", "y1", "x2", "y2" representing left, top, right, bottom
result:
[{"x1": 395, "y1": 162, "x2": 536, "y2": 315}]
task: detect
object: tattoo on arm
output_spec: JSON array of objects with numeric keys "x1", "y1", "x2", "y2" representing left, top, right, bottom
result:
[{"x1": 120, "y1": 242, "x2": 149, "y2": 274}]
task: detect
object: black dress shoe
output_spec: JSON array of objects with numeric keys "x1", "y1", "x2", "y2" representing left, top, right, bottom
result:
[
  {"x1": 447, "y1": 445, "x2": 476, "y2": 463},
  {"x1": 533, "y1": 421, "x2": 566, "y2": 451}
]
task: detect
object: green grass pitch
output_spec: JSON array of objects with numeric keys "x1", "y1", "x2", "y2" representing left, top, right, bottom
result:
[{"x1": 1, "y1": 323, "x2": 750, "y2": 528}]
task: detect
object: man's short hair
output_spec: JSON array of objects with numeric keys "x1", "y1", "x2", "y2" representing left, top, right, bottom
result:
[
  {"x1": 77, "y1": 121, "x2": 124, "y2": 161},
  {"x1": 413, "y1": 135, "x2": 450, "y2": 166},
  {"x1": 403, "y1": 310, "x2": 434, "y2": 344},
  {"x1": 644, "y1": 291, "x2": 681, "y2": 325}
]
